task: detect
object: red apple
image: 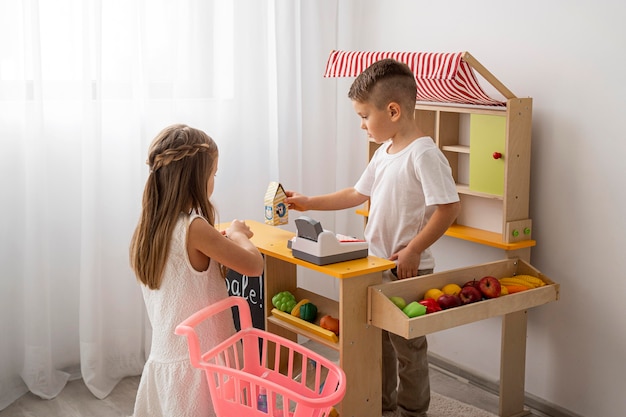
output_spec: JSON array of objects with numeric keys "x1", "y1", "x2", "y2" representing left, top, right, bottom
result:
[
  {"x1": 463, "y1": 279, "x2": 481, "y2": 291},
  {"x1": 436, "y1": 294, "x2": 462, "y2": 310},
  {"x1": 459, "y1": 286, "x2": 482, "y2": 304},
  {"x1": 419, "y1": 298, "x2": 442, "y2": 314},
  {"x1": 478, "y1": 276, "x2": 501, "y2": 298}
]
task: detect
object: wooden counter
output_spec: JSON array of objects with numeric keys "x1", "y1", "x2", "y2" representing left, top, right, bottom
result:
[{"x1": 243, "y1": 220, "x2": 395, "y2": 417}]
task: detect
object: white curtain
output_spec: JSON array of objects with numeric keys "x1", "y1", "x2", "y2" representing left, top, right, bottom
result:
[{"x1": 0, "y1": 0, "x2": 345, "y2": 410}]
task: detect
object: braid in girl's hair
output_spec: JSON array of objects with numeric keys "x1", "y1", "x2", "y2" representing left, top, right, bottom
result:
[{"x1": 149, "y1": 142, "x2": 213, "y2": 173}]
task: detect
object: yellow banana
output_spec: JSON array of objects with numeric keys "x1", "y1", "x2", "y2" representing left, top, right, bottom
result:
[
  {"x1": 514, "y1": 274, "x2": 545, "y2": 287},
  {"x1": 291, "y1": 299, "x2": 311, "y2": 317}
]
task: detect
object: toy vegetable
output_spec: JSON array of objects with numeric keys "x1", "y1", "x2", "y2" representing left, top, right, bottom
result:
[
  {"x1": 298, "y1": 302, "x2": 318, "y2": 323},
  {"x1": 402, "y1": 301, "x2": 427, "y2": 318},
  {"x1": 320, "y1": 315, "x2": 339, "y2": 335},
  {"x1": 272, "y1": 291, "x2": 297, "y2": 313}
]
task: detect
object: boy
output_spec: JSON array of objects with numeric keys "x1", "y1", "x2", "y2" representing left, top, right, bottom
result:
[{"x1": 285, "y1": 59, "x2": 460, "y2": 417}]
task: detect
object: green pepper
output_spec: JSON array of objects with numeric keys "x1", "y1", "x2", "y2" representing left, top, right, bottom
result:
[
  {"x1": 299, "y1": 302, "x2": 318, "y2": 323},
  {"x1": 271, "y1": 291, "x2": 297, "y2": 312},
  {"x1": 402, "y1": 301, "x2": 427, "y2": 318}
]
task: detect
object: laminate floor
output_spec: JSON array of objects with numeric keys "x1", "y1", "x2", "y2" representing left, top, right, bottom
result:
[{"x1": 0, "y1": 364, "x2": 549, "y2": 417}]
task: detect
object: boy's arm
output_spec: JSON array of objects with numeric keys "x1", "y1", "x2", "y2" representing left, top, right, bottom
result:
[
  {"x1": 390, "y1": 201, "x2": 461, "y2": 279},
  {"x1": 285, "y1": 187, "x2": 368, "y2": 212}
]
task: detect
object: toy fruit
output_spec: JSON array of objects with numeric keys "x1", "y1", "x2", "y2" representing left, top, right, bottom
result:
[
  {"x1": 459, "y1": 286, "x2": 482, "y2": 304},
  {"x1": 320, "y1": 315, "x2": 339, "y2": 335},
  {"x1": 462, "y1": 279, "x2": 482, "y2": 291},
  {"x1": 389, "y1": 296, "x2": 407, "y2": 310},
  {"x1": 499, "y1": 275, "x2": 544, "y2": 288},
  {"x1": 298, "y1": 302, "x2": 318, "y2": 322},
  {"x1": 478, "y1": 276, "x2": 501, "y2": 298},
  {"x1": 436, "y1": 294, "x2": 462, "y2": 310},
  {"x1": 402, "y1": 301, "x2": 427, "y2": 318},
  {"x1": 291, "y1": 299, "x2": 311, "y2": 318},
  {"x1": 271, "y1": 291, "x2": 297, "y2": 312},
  {"x1": 418, "y1": 298, "x2": 442, "y2": 314},
  {"x1": 441, "y1": 283, "x2": 462, "y2": 296},
  {"x1": 423, "y1": 288, "x2": 444, "y2": 301}
]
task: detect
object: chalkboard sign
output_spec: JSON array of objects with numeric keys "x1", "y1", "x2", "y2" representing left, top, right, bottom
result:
[{"x1": 225, "y1": 267, "x2": 265, "y2": 331}]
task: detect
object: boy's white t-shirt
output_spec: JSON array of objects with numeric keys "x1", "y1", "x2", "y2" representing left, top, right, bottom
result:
[{"x1": 354, "y1": 136, "x2": 459, "y2": 270}]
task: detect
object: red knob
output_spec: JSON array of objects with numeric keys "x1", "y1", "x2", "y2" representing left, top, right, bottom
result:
[{"x1": 492, "y1": 152, "x2": 502, "y2": 160}]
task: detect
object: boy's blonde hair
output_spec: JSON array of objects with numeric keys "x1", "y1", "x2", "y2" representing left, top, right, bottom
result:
[
  {"x1": 348, "y1": 58, "x2": 417, "y2": 114},
  {"x1": 130, "y1": 124, "x2": 219, "y2": 289}
]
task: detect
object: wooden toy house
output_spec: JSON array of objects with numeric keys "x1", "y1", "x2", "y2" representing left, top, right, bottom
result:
[{"x1": 264, "y1": 181, "x2": 289, "y2": 226}]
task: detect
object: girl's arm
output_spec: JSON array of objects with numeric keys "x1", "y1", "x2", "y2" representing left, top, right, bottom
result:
[{"x1": 188, "y1": 218, "x2": 264, "y2": 277}]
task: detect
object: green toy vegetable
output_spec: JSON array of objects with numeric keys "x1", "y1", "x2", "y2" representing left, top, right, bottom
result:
[
  {"x1": 402, "y1": 301, "x2": 427, "y2": 318},
  {"x1": 272, "y1": 291, "x2": 297, "y2": 312},
  {"x1": 299, "y1": 302, "x2": 318, "y2": 323}
]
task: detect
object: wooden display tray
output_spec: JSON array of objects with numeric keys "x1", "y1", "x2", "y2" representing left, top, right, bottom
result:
[
  {"x1": 270, "y1": 308, "x2": 339, "y2": 343},
  {"x1": 368, "y1": 258, "x2": 559, "y2": 339}
]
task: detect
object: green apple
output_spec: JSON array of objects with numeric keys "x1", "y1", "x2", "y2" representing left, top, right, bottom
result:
[{"x1": 389, "y1": 296, "x2": 407, "y2": 310}]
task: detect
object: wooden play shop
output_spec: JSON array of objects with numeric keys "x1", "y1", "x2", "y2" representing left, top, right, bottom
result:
[
  {"x1": 245, "y1": 51, "x2": 558, "y2": 417},
  {"x1": 245, "y1": 221, "x2": 557, "y2": 417}
]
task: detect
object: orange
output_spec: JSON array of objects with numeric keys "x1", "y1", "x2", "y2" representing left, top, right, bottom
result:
[
  {"x1": 423, "y1": 288, "x2": 444, "y2": 301},
  {"x1": 441, "y1": 283, "x2": 462, "y2": 296}
]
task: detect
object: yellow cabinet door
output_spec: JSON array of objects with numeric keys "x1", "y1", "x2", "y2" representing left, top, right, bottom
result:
[{"x1": 469, "y1": 114, "x2": 506, "y2": 196}]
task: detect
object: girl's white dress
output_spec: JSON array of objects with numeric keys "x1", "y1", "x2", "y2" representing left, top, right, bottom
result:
[{"x1": 132, "y1": 213, "x2": 236, "y2": 417}]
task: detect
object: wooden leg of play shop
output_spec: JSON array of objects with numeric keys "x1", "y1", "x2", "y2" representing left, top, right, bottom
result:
[
  {"x1": 263, "y1": 256, "x2": 298, "y2": 370},
  {"x1": 504, "y1": 247, "x2": 531, "y2": 263},
  {"x1": 338, "y1": 271, "x2": 382, "y2": 417},
  {"x1": 499, "y1": 309, "x2": 531, "y2": 417}
]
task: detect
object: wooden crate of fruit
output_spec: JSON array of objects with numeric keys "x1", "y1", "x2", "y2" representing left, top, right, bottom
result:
[{"x1": 368, "y1": 258, "x2": 559, "y2": 339}]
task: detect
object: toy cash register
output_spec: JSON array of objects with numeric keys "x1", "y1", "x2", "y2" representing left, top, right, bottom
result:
[{"x1": 289, "y1": 216, "x2": 368, "y2": 265}]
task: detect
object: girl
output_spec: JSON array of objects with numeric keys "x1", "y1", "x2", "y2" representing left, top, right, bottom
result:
[{"x1": 129, "y1": 124, "x2": 264, "y2": 417}]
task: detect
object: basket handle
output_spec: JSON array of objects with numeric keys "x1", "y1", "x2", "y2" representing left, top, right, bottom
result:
[{"x1": 175, "y1": 296, "x2": 253, "y2": 367}]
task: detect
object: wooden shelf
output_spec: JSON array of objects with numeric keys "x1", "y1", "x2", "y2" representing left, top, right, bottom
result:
[
  {"x1": 410, "y1": 98, "x2": 533, "y2": 244},
  {"x1": 442, "y1": 144, "x2": 470, "y2": 154},
  {"x1": 455, "y1": 184, "x2": 504, "y2": 200},
  {"x1": 444, "y1": 224, "x2": 535, "y2": 250},
  {"x1": 354, "y1": 211, "x2": 534, "y2": 251}
]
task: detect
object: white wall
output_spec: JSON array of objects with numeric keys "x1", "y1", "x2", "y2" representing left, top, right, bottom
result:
[{"x1": 330, "y1": 1, "x2": 626, "y2": 416}]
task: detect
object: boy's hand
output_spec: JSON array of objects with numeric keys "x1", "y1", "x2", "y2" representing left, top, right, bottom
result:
[
  {"x1": 284, "y1": 190, "x2": 310, "y2": 211},
  {"x1": 389, "y1": 248, "x2": 421, "y2": 279}
]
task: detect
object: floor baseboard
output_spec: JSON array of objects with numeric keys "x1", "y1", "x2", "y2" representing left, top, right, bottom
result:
[{"x1": 427, "y1": 353, "x2": 583, "y2": 417}]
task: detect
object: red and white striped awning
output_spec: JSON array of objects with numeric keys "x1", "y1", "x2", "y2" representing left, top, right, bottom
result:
[{"x1": 324, "y1": 50, "x2": 506, "y2": 106}]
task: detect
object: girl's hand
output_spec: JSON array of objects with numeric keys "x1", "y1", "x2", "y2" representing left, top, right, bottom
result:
[{"x1": 226, "y1": 219, "x2": 253, "y2": 239}]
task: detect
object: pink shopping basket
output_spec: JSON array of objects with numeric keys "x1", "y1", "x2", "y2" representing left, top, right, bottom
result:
[{"x1": 175, "y1": 296, "x2": 346, "y2": 417}]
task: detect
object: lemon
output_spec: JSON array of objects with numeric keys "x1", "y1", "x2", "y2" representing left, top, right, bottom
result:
[
  {"x1": 423, "y1": 288, "x2": 444, "y2": 301},
  {"x1": 441, "y1": 283, "x2": 462, "y2": 296}
]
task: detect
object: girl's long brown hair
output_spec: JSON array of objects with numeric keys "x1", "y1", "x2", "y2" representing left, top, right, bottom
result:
[{"x1": 130, "y1": 124, "x2": 219, "y2": 289}]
